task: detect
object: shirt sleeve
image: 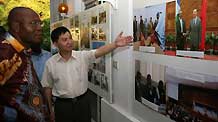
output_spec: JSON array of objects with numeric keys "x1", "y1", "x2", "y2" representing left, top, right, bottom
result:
[
  {"x1": 82, "y1": 50, "x2": 96, "y2": 61},
  {"x1": 41, "y1": 61, "x2": 53, "y2": 88}
]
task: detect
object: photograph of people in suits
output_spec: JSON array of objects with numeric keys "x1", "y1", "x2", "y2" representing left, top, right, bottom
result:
[
  {"x1": 133, "y1": 16, "x2": 138, "y2": 42},
  {"x1": 189, "y1": 9, "x2": 202, "y2": 51},
  {"x1": 176, "y1": 10, "x2": 186, "y2": 50}
]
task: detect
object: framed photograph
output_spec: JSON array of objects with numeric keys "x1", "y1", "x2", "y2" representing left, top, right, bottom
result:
[
  {"x1": 133, "y1": 51, "x2": 218, "y2": 122},
  {"x1": 91, "y1": 9, "x2": 98, "y2": 25},
  {"x1": 133, "y1": 0, "x2": 218, "y2": 61},
  {"x1": 101, "y1": 74, "x2": 108, "y2": 92},
  {"x1": 99, "y1": 11, "x2": 106, "y2": 24},
  {"x1": 91, "y1": 27, "x2": 98, "y2": 41},
  {"x1": 135, "y1": 60, "x2": 166, "y2": 112},
  {"x1": 75, "y1": 15, "x2": 79, "y2": 28},
  {"x1": 99, "y1": 25, "x2": 107, "y2": 41},
  {"x1": 80, "y1": 13, "x2": 90, "y2": 49},
  {"x1": 70, "y1": 17, "x2": 74, "y2": 28}
]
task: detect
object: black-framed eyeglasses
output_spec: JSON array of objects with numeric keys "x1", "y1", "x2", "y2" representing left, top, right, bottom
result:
[{"x1": 30, "y1": 21, "x2": 44, "y2": 27}]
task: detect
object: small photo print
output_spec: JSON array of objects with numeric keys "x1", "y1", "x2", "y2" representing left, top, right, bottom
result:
[
  {"x1": 99, "y1": 11, "x2": 106, "y2": 24},
  {"x1": 80, "y1": 23, "x2": 90, "y2": 49},
  {"x1": 93, "y1": 56, "x2": 106, "y2": 73},
  {"x1": 101, "y1": 74, "x2": 108, "y2": 92},
  {"x1": 99, "y1": 27, "x2": 106, "y2": 41},
  {"x1": 88, "y1": 68, "x2": 93, "y2": 83},
  {"x1": 70, "y1": 17, "x2": 74, "y2": 28},
  {"x1": 94, "y1": 71, "x2": 100, "y2": 86},
  {"x1": 91, "y1": 16, "x2": 98, "y2": 25},
  {"x1": 91, "y1": 27, "x2": 98, "y2": 40},
  {"x1": 75, "y1": 15, "x2": 79, "y2": 28}
]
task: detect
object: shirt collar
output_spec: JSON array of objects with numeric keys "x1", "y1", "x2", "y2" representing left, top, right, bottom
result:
[
  {"x1": 5, "y1": 32, "x2": 25, "y2": 53},
  {"x1": 56, "y1": 51, "x2": 76, "y2": 62}
]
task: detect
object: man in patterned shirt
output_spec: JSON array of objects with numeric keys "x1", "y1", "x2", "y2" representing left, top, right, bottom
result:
[{"x1": 0, "y1": 7, "x2": 50, "y2": 122}]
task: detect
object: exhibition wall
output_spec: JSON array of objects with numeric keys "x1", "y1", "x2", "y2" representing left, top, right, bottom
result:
[{"x1": 50, "y1": 0, "x2": 218, "y2": 122}]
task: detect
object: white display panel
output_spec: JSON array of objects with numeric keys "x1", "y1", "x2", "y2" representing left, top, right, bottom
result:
[
  {"x1": 133, "y1": 51, "x2": 218, "y2": 122},
  {"x1": 68, "y1": 3, "x2": 113, "y2": 103},
  {"x1": 87, "y1": 3, "x2": 113, "y2": 103}
]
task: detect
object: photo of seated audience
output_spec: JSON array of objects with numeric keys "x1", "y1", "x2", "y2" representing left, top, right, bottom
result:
[
  {"x1": 166, "y1": 66, "x2": 218, "y2": 122},
  {"x1": 135, "y1": 60, "x2": 166, "y2": 113}
]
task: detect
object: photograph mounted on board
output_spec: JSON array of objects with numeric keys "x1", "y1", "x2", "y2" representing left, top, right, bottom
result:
[
  {"x1": 80, "y1": 23, "x2": 90, "y2": 49},
  {"x1": 99, "y1": 27, "x2": 106, "y2": 41},
  {"x1": 135, "y1": 60, "x2": 166, "y2": 113},
  {"x1": 165, "y1": 66, "x2": 218, "y2": 122},
  {"x1": 133, "y1": 0, "x2": 218, "y2": 61},
  {"x1": 91, "y1": 27, "x2": 99, "y2": 40},
  {"x1": 99, "y1": 11, "x2": 106, "y2": 24},
  {"x1": 134, "y1": 58, "x2": 218, "y2": 122}
]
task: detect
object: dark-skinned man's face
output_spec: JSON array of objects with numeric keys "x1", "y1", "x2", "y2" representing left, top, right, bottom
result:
[{"x1": 18, "y1": 10, "x2": 43, "y2": 47}]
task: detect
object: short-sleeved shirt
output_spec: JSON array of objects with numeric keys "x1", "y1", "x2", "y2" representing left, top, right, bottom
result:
[
  {"x1": 31, "y1": 49, "x2": 51, "y2": 81},
  {"x1": 41, "y1": 50, "x2": 96, "y2": 98},
  {"x1": 0, "y1": 33, "x2": 49, "y2": 122}
]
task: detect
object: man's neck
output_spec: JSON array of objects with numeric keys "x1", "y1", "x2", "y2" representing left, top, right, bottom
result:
[
  {"x1": 9, "y1": 31, "x2": 29, "y2": 49},
  {"x1": 59, "y1": 51, "x2": 72, "y2": 61}
]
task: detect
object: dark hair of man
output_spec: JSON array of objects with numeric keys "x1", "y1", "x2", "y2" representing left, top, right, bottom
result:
[{"x1": 51, "y1": 26, "x2": 71, "y2": 43}]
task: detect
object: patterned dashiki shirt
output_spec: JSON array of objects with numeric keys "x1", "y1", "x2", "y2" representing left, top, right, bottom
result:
[{"x1": 0, "y1": 33, "x2": 49, "y2": 122}]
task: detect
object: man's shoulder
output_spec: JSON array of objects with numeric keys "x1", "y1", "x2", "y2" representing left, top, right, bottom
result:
[
  {"x1": 0, "y1": 40, "x2": 16, "y2": 59},
  {"x1": 41, "y1": 49, "x2": 52, "y2": 56},
  {"x1": 72, "y1": 50, "x2": 94, "y2": 56}
]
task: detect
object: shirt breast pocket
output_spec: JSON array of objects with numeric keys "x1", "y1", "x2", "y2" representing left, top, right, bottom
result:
[{"x1": 52, "y1": 65, "x2": 67, "y2": 83}]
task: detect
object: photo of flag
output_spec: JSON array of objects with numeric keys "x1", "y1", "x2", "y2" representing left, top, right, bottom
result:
[
  {"x1": 176, "y1": 0, "x2": 181, "y2": 16},
  {"x1": 200, "y1": 0, "x2": 207, "y2": 50}
]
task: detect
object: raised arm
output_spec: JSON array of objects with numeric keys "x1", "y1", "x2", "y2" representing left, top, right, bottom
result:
[{"x1": 95, "y1": 32, "x2": 133, "y2": 58}]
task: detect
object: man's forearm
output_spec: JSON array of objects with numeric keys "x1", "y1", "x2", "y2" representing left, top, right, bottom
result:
[
  {"x1": 95, "y1": 42, "x2": 117, "y2": 58},
  {"x1": 43, "y1": 87, "x2": 53, "y2": 114}
]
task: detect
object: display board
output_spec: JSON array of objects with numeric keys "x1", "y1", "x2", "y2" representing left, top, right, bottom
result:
[
  {"x1": 87, "y1": 3, "x2": 112, "y2": 103},
  {"x1": 133, "y1": 1, "x2": 218, "y2": 122},
  {"x1": 134, "y1": 51, "x2": 218, "y2": 122},
  {"x1": 69, "y1": 3, "x2": 113, "y2": 103}
]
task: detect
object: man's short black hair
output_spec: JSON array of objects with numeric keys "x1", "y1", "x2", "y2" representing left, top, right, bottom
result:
[{"x1": 51, "y1": 26, "x2": 71, "y2": 43}]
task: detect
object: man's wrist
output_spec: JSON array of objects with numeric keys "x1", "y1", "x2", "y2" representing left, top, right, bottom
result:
[{"x1": 112, "y1": 42, "x2": 118, "y2": 48}]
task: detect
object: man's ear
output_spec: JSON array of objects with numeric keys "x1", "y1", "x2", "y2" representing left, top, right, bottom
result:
[
  {"x1": 53, "y1": 42, "x2": 58, "y2": 48},
  {"x1": 11, "y1": 22, "x2": 20, "y2": 33}
]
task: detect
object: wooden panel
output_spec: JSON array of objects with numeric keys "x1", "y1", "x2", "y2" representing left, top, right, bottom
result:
[
  {"x1": 207, "y1": 0, "x2": 218, "y2": 32},
  {"x1": 181, "y1": 0, "x2": 202, "y2": 31},
  {"x1": 165, "y1": 1, "x2": 175, "y2": 35},
  {"x1": 181, "y1": 0, "x2": 218, "y2": 33}
]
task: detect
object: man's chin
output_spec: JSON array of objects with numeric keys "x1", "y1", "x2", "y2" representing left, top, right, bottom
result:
[{"x1": 33, "y1": 39, "x2": 42, "y2": 44}]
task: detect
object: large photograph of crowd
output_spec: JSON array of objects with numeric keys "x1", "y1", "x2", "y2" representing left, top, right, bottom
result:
[
  {"x1": 133, "y1": 0, "x2": 218, "y2": 61},
  {"x1": 166, "y1": 67, "x2": 218, "y2": 122},
  {"x1": 135, "y1": 59, "x2": 218, "y2": 122}
]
